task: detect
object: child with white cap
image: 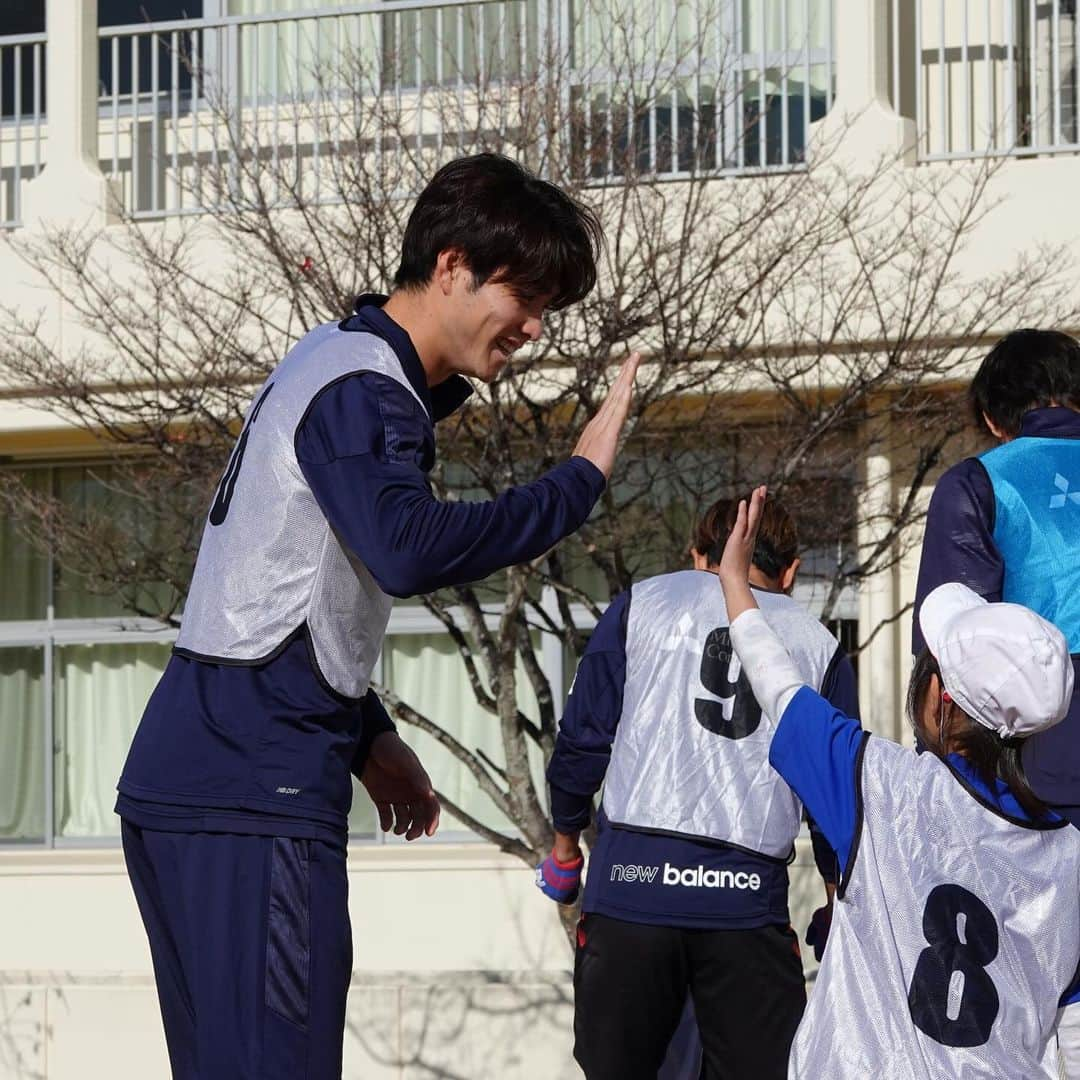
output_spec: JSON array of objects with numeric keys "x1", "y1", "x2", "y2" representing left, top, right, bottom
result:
[{"x1": 717, "y1": 486, "x2": 1080, "y2": 1079}]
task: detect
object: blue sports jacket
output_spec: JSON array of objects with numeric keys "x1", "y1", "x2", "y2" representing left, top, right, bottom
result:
[{"x1": 913, "y1": 407, "x2": 1080, "y2": 817}]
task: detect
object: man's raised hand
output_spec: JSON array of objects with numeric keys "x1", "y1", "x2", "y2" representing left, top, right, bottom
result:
[{"x1": 572, "y1": 352, "x2": 641, "y2": 480}]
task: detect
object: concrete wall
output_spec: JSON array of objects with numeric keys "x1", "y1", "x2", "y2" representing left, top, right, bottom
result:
[{"x1": 0, "y1": 839, "x2": 826, "y2": 1079}]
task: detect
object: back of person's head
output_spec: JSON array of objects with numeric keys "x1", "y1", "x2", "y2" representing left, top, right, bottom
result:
[
  {"x1": 908, "y1": 583, "x2": 1074, "y2": 821},
  {"x1": 692, "y1": 493, "x2": 799, "y2": 579},
  {"x1": 393, "y1": 153, "x2": 601, "y2": 310},
  {"x1": 971, "y1": 329, "x2": 1080, "y2": 438},
  {"x1": 907, "y1": 648, "x2": 1052, "y2": 820}
]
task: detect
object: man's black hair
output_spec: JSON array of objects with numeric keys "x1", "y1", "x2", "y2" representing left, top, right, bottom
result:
[
  {"x1": 970, "y1": 329, "x2": 1080, "y2": 437},
  {"x1": 393, "y1": 153, "x2": 601, "y2": 310}
]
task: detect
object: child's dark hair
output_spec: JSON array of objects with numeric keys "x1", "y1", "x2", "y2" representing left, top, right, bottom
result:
[
  {"x1": 970, "y1": 329, "x2": 1080, "y2": 438},
  {"x1": 692, "y1": 493, "x2": 799, "y2": 579},
  {"x1": 393, "y1": 153, "x2": 601, "y2": 311},
  {"x1": 907, "y1": 648, "x2": 1052, "y2": 821}
]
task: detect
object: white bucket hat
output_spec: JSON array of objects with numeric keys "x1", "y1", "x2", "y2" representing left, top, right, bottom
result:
[{"x1": 918, "y1": 582, "x2": 1074, "y2": 738}]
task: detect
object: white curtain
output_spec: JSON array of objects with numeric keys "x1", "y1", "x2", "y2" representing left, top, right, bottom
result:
[
  {"x1": 573, "y1": 0, "x2": 829, "y2": 82},
  {"x1": 54, "y1": 643, "x2": 171, "y2": 838},
  {"x1": 378, "y1": 632, "x2": 548, "y2": 834},
  {"x1": 743, "y1": 0, "x2": 828, "y2": 55},
  {"x1": 741, "y1": 0, "x2": 830, "y2": 97},
  {"x1": 223, "y1": 0, "x2": 382, "y2": 104},
  {"x1": 0, "y1": 648, "x2": 45, "y2": 840}
]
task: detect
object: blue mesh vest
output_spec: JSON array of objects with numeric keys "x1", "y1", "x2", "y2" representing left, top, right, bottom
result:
[{"x1": 980, "y1": 437, "x2": 1080, "y2": 652}]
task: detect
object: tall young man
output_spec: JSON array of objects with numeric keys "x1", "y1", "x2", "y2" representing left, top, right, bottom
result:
[
  {"x1": 912, "y1": 328, "x2": 1080, "y2": 1075},
  {"x1": 538, "y1": 496, "x2": 857, "y2": 1080},
  {"x1": 116, "y1": 154, "x2": 640, "y2": 1080}
]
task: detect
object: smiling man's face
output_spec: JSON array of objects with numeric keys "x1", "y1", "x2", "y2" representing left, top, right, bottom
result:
[{"x1": 445, "y1": 272, "x2": 550, "y2": 383}]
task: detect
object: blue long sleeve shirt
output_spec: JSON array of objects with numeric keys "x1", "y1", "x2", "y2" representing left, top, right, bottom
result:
[
  {"x1": 913, "y1": 407, "x2": 1080, "y2": 819},
  {"x1": 118, "y1": 297, "x2": 605, "y2": 842},
  {"x1": 547, "y1": 588, "x2": 858, "y2": 929}
]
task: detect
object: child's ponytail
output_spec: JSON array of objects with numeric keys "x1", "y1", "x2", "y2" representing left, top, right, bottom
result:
[{"x1": 907, "y1": 648, "x2": 1053, "y2": 822}]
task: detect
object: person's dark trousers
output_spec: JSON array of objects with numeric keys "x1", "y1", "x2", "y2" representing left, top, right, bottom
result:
[
  {"x1": 121, "y1": 821, "x2": 352, "y2": 1080},
  {"x1": 573, "y1": 913, "x2": 806, "y2": 1080}
]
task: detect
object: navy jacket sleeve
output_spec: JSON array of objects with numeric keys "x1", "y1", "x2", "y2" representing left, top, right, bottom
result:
[
  {"x1": 912, "y1": 457, "x2": 1001, "y2": 655},
  {"x1": 350, "y1": 689, "x2": 397, "y2": 779},
  {"x1": 805, "y1": 645, "x2": 860, "y2": 884},
  {"x1": 295, "y1": 373, "x2": 606, "y2": 598},
  {"x1": 546, "y1": 591, "x2": 631, "y2": 833},
  {"x1": 769, "y1": 686, "x2": 867, "y2": 873}
]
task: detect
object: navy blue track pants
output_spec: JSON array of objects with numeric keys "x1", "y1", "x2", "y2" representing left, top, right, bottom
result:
[{"x1": 121, "y1": 821, "x2": 352, "y2": 1079}]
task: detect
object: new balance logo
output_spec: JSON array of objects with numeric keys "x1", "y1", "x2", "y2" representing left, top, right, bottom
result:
[
  {"x1": 608, "y1": 862, "x2": 762, "y2": 890},
  {"x1": 1050, "y1": 473, "x2": 1080, "y2": 509},
  {"x1": 662, "y1": 863, "x2": 762, "y2": 890},
  {"x1": 610, "y1": 863, "x2": 660, "y2": 884}
]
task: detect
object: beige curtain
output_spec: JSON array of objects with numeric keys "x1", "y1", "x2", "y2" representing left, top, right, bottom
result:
[
  {"x1": 0, "y1": 648, "x2": 45, "y2": 840},
  {"x1": 378, "y1": 632, "x2": 548, "y2": 833},
  {"x1": 54, "y1": 643, "x2": 171, "y2": 838}
]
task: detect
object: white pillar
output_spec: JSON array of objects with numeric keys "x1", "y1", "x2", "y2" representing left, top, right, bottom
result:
[
  {"x1": 894, "y1": 481, "x2": 934, "y2": 747},
  {"x1": 24, "y1": 0, "x2": 119, "y2": 226},
  {"x1": 540, "y1": 586, "x2": 565, "y2": 723},
  {"x1": 857, "y1": 416, "x2": 902, "y2": 740},
  {"x1": 812, "y1": 0, "x2": 916, "y2": 165}
]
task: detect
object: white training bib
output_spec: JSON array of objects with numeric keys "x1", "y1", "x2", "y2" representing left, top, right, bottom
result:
[
  {"x1": 791, "y1": 737, "x2": 1080, "y2": 1079},
  {"x1": 176, "y1": 322, "x2": 426, "y2": 699},
  {"x1": 601, "y1": 570, "x2": 841, "y2": 858}
]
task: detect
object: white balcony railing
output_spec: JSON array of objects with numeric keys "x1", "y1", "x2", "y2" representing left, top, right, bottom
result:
[
  {"x1": 0, "y1": 31, "x2": 46, "y2": 228},
  {"x1": 93, "y1": 0, "x2": 832, "y2": 219},
  {"x1": 892, "y1": 0, "x2": 1080, "y2": 161},
  {"x1": 0, "y1": 2, "x2": 832, "y2": 226}
]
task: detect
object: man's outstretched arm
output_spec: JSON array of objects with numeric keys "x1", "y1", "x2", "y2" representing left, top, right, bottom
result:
[{"x1": 296, "y1": 355, "x2": 639, "y2": 598}]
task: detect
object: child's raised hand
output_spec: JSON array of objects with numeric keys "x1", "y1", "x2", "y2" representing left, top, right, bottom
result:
[{"x1": 717, "y1": 485, "x2": 767, "y2": 620}]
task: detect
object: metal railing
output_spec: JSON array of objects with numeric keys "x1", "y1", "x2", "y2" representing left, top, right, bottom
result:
[
  {"x1": 570, "y1": 0, "x2": 832, "y2": 182},
  {"x1": 96, "y1": 0, "x2": 834, "y2": 218},
  {"x1": 0, "y1": 31, "x2": 46, "y2": 229},
  {"x1": 97, "y1": 1, "x2": 547, "y2": 217},
  {"x1": 893, "y1": 0, "x2": 1080, "y2": 161}
]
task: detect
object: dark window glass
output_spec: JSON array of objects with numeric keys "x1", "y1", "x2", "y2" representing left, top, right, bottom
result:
[
  {"x1": 1, "y1": 1, "x2": 45, "y2": 119},
  {"x1": 0, "y1": 0, "x2": 44, "y2": 35},
  {"x1": 99, "y1": 1, "x2": 203, "y2": 25},
  {"x1": 98, "y1": 2, "x2": 203, "y2": 102}
]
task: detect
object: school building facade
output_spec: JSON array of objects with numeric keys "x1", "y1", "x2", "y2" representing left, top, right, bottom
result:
[{"x1": 1, "y1": 0, "x2": 1078, "y2": 1076}]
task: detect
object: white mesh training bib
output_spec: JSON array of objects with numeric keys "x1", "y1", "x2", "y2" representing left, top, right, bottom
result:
[
  {"x1": 602, "y1": 570, "x2": 841, "y2": 858},
  {"x1": 176, "y1": 322, "x2": 426, "y2": 699},
  {"x1": 791, "y1": 737, "x2": 1080, "y2": 1079}
]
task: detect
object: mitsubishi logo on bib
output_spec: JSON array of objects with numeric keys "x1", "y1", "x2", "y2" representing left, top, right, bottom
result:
[
  {"x1": 1050, "y1": 473, "x2": 1080, "y2": 509},
  {"x1": 660, "y1": 612, "x2": 697, "y2": 652}
]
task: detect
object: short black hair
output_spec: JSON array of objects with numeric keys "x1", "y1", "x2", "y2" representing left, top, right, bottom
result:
[
  {"x1": 393, "y1": 154, "x2": 601, "y2": 310},
  {"x1": 970, "y1": 329, "x2": 1080, "y2": 437}
]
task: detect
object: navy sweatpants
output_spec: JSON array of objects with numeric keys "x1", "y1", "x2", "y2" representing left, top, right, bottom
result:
[{"x1": 121, "y1": 821, "x2": 352, "y2": 1079}]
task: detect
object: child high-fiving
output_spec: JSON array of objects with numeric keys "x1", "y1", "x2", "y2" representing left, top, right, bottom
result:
[{"x1": 718, "y1": 487, "x2": 1080, "y2": 1080}]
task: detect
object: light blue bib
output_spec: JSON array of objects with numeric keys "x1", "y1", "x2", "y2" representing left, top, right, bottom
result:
[{"x1": 980, "y1": 437, "x2": 1080, "y2": 652}]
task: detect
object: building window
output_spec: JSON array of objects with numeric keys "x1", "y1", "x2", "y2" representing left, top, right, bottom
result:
[{"x1": 0, "y1": 463, "x2": 551, "y2": 846}]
